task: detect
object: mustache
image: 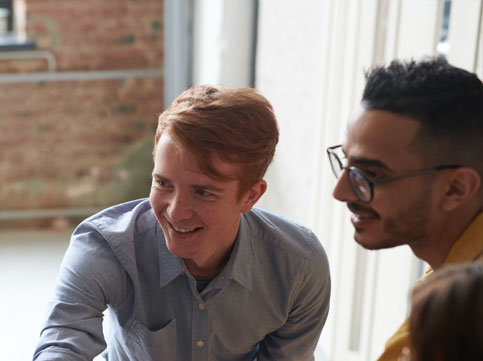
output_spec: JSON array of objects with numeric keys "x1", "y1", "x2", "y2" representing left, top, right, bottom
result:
[{"x1": 347, "y1": 202, "x2": 379, "y2": 217}]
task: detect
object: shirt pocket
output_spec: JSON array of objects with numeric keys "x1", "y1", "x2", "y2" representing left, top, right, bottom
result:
[{"x1": 125, "y1": 318, "x2": 177, "y2": 361}]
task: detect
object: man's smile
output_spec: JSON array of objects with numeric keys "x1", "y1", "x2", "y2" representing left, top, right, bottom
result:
[
  {"x1": 347, "y1": 202, "x2": 380, "y2": 228},
  {"x1": 167, "y1": 220, "x2": 203, "y2": 234}
]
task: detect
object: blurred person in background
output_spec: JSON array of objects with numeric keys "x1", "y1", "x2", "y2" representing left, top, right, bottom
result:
[
  {"x1": 327, "y1": 57, "x2": 483, "y2": 360},
  {"x1": 405, "y1": 261, "x2": 483, "y2": 361},
  {"x1": 33, "y1": 85, "x2": 331, "y2": 361}
]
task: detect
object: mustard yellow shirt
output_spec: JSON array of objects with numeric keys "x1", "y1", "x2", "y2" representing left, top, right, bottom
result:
[{"x1": 377, "y1": 212, "x2": 483, "y2": 361}]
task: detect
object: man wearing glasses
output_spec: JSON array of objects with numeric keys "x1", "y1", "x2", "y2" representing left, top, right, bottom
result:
[{"x1": 327, "y1": 57, "x2": 482, "y2": 360}]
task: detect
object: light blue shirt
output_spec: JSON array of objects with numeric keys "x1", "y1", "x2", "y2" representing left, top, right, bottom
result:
[{"x1": 34, "y1": 199, "x2": 330, "y2": 361}]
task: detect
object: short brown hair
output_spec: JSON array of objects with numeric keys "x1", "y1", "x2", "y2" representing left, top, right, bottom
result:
[
  {"x1": 154, "y1": 85, "x2": 279, "y2": 198},
  {"x1": 409, "y1": 262, "x2": 483, "y2": 361}
]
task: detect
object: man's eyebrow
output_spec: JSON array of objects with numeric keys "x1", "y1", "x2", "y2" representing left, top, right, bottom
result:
[
  {"x1": 151, "y1": 173, "x2": 225, "y2": 193},
  {"x1": 192, "y1": 184, "x2": 225, "y2": 193},
  {"x1": 350, "y1": 156, "x2": 391, "y2": 171}
]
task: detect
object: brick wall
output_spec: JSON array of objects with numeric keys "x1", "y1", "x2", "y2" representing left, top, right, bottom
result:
[
  {"x1": 0, "y1": 0, "x2": 164, "y2": 226},
  {"x1": 26, "y1": 0, "x2": 164, "y2": 71}
]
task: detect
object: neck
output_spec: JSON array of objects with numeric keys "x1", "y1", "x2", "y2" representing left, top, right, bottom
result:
[
  {"x1": 184, "y1": 259, "x2": 224, "y2": 278},
  {"x1": 411, "y1": 207, "x2": 481, "y2": 270},
  {"x1": 184, "y1": 244, "x2": 234, "y2": 278},
  {"x1": 411, "y1": 240, "x2": 453, "y2": 270}
]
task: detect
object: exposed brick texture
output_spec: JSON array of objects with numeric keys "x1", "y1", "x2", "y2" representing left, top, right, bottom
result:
[
  {"x1": 0, "y1": 58, "x2": 47, "y2": 73},
  {"x1": 0, "y1": 78, "x2": 163, "y2": 211},
  {"x1": 0, "y1": 0, "x2": 165, "y2": 224},
  {"x1": 25, "y1": 0, "x2": 164, "y2": 71}
]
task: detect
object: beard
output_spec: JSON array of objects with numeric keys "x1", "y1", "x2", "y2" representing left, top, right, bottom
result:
[{"x1": 353, "y1": 183, "x2": 432, "y2": 250}]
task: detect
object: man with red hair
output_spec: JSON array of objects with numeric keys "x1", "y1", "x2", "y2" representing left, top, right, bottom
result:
[{"x1": 34, "y1": 86, "x2": 331, "y2": 361}]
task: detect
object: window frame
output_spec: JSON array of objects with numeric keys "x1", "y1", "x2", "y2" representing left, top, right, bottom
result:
[{"x1": 0, "y1": 0, "x2": 13, "y2": 33}]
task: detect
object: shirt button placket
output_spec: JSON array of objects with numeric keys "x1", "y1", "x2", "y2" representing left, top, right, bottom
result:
[{"x1": 192, "y1": 298, "x2": 209, "y2": 360}]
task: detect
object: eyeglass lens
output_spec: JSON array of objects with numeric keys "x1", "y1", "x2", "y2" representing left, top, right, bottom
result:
[
  {"x1": 329, "y1": 152, "x2": 342, "y2": 178},
  {"x1": 348, "y1": 170, "x2": 371, "y2": 202},
  {"x1": 329, "y1": 149, "x2": 372, "y2": 202}
]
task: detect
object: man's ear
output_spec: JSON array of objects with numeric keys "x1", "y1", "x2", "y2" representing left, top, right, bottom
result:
[
  {"x1": 440, "y1": 167, "x2": 481, "y2": 212},
  {"x1": 240, "y1": 179, "x2": 267, "y2": 213}
]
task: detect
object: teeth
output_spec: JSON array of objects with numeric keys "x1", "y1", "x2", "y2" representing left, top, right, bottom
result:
[
  {"x1": 172, "y1": 225, "x2": 196, "y2": 233},
  {"x1": 351, "y1": 212, "x2": 375, "y2": 221}
]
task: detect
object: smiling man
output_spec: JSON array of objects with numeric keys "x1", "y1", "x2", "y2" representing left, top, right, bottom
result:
[
  {"x1": 34, "y1": 86, "x2": 331, "y2": 361},
  {"x1": 327, "y1": 57, "x2": 483, "y2": 360}
]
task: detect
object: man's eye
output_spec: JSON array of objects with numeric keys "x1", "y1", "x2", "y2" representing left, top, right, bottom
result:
[
  {"x1": 364, "y1": 170, "x2": 377, "y2": 177},
  {"x1": 195, "y1": 189, "x2": 213, "y2": 197},
  {"x1": 363, "y1": 170, "x2": 384, "y2": 180},
  {"x1": 156, "y1": 180, "x2": 170, "y2": 187}
]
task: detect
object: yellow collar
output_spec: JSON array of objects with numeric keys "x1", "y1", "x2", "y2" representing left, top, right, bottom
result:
[{"x1": 444, "y1": 212, "x2": 483, "y2": 265}]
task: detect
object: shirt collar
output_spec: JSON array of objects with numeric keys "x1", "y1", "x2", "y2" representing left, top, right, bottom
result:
[
  {"x1": 444, "y1": 211, "x2": 483, "y2": 265},
  {"x1": 156, "y1": 222, "x2": 185, "y2": 288},
  {"x1": 156, "y1": 213, "x2": 254, "y2": 290},
  {"x1": 226, "y1": 214, "x2": 253, "y2": 290}
]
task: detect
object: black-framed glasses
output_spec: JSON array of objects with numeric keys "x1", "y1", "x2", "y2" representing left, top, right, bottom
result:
[{"x1": 327, "y1": 144, "x2": 460, "y2": 203}]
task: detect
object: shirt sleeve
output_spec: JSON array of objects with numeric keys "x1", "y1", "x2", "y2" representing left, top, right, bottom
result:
[
  {"x1": 33, "y1": 222, "x2": 128, "y2": 361},
  {"x1": 257, "y1": 244, "x2": 331, "y2": 361}
]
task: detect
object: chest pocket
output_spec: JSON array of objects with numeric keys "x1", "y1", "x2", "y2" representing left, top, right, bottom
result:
[{"x1": 125, "y1": 318, "x2": 177, "y2": 361}]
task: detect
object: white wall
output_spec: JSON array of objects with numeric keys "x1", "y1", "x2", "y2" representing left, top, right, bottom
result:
[
  {"x1": 192, "y1": 0, "x2": 256, "y2": 87},
  {"x1": 255, "y1": 0, "x2": 329, "y2": 229}
]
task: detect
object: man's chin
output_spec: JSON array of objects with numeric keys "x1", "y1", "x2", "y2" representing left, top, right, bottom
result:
[{"x1": 354, "y1": 231, "x2": 402, "y2": 250}]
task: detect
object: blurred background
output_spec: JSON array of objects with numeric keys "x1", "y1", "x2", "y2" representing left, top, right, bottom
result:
[{"x1": 0, "y1": 0, "x2": 481, "y2": 360}]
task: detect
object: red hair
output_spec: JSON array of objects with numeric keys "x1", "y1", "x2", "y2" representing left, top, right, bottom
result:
[{"x1": 154, "y1": 85, "x2": 279, "y2": 198}]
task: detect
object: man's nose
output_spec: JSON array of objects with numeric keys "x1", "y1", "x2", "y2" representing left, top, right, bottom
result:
[
  {"x1": 332, "y1": 170, "x2": 359, "y2": 202},
  {"x1": 167, "y1": 191, "x2": 193, "y2": 221}
]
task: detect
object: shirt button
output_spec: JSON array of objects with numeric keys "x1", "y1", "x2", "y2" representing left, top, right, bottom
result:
[
  {"x1": 198, "y1": 303, "x2": 205, "y2": 310},
  {"x1": 196, "y1": 340, "x2": 205, "y2": 348}
]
